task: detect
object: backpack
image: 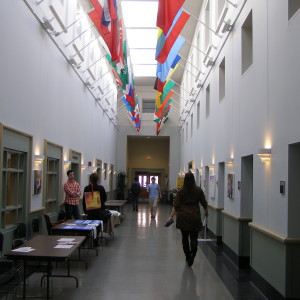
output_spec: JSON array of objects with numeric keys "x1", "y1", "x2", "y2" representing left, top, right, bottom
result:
[{"x1": 131, "y1": 182, "x2": 141, "y2": 195}]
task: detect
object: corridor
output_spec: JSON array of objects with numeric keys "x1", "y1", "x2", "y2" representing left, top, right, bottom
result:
[{"x1": 22, "y1": 203, "x2": 267, "y2": 300}]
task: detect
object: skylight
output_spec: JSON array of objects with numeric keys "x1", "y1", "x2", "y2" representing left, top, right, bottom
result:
[{"x1": 121, "y1": 1, "x2": 158, "y2": 77}]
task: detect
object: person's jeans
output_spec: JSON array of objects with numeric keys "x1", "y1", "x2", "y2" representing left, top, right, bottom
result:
[
  {"x1": 180, "y1": 229, "x2": 199, "y2": 258},
  {"x1": 132, "y1": 194, "x2": 139, "y2": 211},
  {"x1": 65, "y1": 203, "x2": 80, "y2": 220}
]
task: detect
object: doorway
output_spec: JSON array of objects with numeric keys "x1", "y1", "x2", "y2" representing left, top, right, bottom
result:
[
  {"x1": 136, "y1": 172, "x2": 161, "y2": 198},
  {"x1": 240, "y1": 155, "x2": 253, "y2": 217}
]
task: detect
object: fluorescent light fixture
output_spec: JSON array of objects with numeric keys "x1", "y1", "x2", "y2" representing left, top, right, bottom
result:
[
  {"x1": 72, "y1": 44, "x2": 84, "y2": 61},
  {"x1": 257, "y1": 149, "x2": 271, "y2": 163},
  {"x1": 216, "y1": 7, "x2": 229, "y2": 34},
  {"x1": 49, "y1": 4, "x2": 67, "y2": 33}
]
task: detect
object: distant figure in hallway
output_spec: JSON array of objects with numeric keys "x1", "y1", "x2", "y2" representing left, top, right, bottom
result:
[
  {"x1": 131, "y1": 177, "x2": 141, "y2": 212},
  {"x1": 169, "y1": 172, "x2": 208, "y2": 267},
  {"x1": 82, "y1": 173, "x2": 108, "y2": 221},
  {"x1": 64, "y1": 170, "x2": 82, "y2": 220},
  {"x1": 146, "y1": 177, "x2": 162, "y2": 219}
]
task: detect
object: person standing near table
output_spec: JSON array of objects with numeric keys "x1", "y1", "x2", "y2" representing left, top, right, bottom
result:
[
  {"x1": 82, "y1": 173, "x2": 108, "y2": 221},
  {"x1": 64, "y1": 170, "x2": 82, "y2": 220},
  {"x1": 169, "y1": 171, "x2": 208, "y2": 267},
  {"x1": 146, "y1": 177, "x2": 162, "y2": 219}
]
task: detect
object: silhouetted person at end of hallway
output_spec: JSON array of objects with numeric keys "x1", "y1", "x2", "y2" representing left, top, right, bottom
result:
[{"x1": 131, "y1": 177, "x2": 141, "y2": 212}]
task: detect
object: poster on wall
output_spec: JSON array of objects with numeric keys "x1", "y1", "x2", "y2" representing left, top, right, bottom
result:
[
  {"x1": 227, "y1": 173, "x2": 234, "y2": 198},
  {"x1": 209, "y1": 175, "x2": 215, "y2": 198},
  {"x1": 34, "y1": 170, "x2": 42, "y2": 195},
  {"x1": 176, "y1": 177, "x2": 184, "y2": 189}
]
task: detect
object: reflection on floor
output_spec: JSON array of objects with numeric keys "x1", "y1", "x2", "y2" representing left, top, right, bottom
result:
[{"x1": 6, "y1": 203, "x2": 271, "y2": 300}]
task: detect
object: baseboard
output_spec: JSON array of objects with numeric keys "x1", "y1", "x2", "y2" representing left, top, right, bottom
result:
[{"x1": 222, "y1": 242, "x2": 250, "y2": 268}]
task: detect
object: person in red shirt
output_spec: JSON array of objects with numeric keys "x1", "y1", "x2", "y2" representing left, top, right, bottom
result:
[{"x1": 64, "y1": 170, "x2": 82, "y2": 219}]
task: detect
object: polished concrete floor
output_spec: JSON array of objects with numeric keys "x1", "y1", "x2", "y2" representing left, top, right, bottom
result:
[{"x1": 10, "y1": 203, "x2": 268, "y2": 299}]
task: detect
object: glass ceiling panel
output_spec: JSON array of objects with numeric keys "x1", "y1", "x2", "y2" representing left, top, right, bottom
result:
[
  {"x1": 121, "y1": 1, "x2": 158, "y2": 28},
  {"x1": 130, "y1": 49, "x2": 156, "y2": 65},
  {"x1": 133, "y1": 64, "x2": 157, "y2": 77},
  {"x1": 126, "y1": 29, "x2": 158, "y2": 49}
]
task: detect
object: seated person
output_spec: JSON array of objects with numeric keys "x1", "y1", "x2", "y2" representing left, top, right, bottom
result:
[{"x1": 82, "y1": 173, "x2": 111, "y2": 224}]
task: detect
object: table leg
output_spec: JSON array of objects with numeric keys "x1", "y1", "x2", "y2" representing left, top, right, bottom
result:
[{"x1": 23, "y1": 261, "x2": 26, "y2": 299}]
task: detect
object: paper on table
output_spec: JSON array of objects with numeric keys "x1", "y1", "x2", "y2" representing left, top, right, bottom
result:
[
  {"x1": 57, "y1": 238, "x2": 75, "y2": 242},
  {"x1": 12, "y1": 247, "x2": 35, "y2": 252},
  {"x1": 54, "y1": 245, "x2": 73, "y2": 249}
]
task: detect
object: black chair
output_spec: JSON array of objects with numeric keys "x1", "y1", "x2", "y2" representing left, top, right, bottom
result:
[
  {"x1": 12, "y1": 223, "x2": 26, "y2": 251},
  {"x1": 43, "y1": 214, "x2": 63, "y2": 235},
  {"x1": 32, "y1": 219, "x2": 40, "y2": 236}
]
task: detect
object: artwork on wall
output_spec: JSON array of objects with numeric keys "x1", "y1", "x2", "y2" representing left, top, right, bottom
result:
[
  {"x1": 34, "y1": 170, "x2": 42, "y2": 195},
  {"x1": 227, "y1": 173, "x2": 234, "y2": 198},
  {"x1": 209, "y1": 175, "x2": 215, "y2": 198}
]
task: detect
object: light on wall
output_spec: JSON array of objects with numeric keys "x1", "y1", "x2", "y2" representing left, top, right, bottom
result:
[
  {"x1": 34, "y1": 154, "x2": 45, "y2": 169},
  {"x1": 189, "y1": 168, "x2": 196, "y2": 174},
  {"x1": 226, "y1": 158, "x2": 234, "y2": 166},
  {"x1": 81, "y1": 164, "x2": 86, "y2": 170},
  {"x1": 64, "y1": 160, "x2": 71, "y2": 168},
  {"x1": 257, "y1": 149, "x2": 271, "y2": 163}
]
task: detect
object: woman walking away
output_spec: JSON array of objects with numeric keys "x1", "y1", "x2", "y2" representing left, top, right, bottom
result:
[{"x1": 169, "y1": 172, "x2": 208, "y2": 267}]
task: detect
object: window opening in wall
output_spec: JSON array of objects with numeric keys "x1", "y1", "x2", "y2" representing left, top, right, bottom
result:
[
  {"x1": 219, "y1": 58, "x2": 225, "y2": 101},
  {"x1": 1, "y1": 149, "x2": 26, "y2": 228},
  {"x1": 45, "y1": 157, "x2": 59, "y2": 214},
  {"x1": 191, "y1": 114, "x2": 193, "y2": 137},
  {"x1": 143, "y1": 99, "x2": 155, "y2": 113},
  {"x1": 206, "y1": 85, "x2": 210, "y2": 118},
  {"x1": 197, "y1": 102, "x2": 200, "y2": 129},
  {"x1": 288, "y1": 0, "x2": 300, "y2": 20},
  {"x1": 241, "y1": 11, "x2": 253, "y2": 75}
]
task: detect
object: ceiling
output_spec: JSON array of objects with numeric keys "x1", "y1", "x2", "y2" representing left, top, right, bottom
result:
[{"x1": 120, "y1": 0, "x2": 204, "y2": 87}]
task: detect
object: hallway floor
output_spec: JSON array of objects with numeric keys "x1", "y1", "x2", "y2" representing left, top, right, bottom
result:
[{"x1": 11, "y1": 203, "x2": 268, "y2": 300}]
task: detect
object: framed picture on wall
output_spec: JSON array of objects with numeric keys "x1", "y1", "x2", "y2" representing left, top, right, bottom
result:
[
  {"x1": 34, "y1": 170, "x2": 42, "y2": 195},
  {"x1": 209, "y1": 175, "x2": 215, "y2": 198},
  {"x1": 227, "y1": 173, "x2": 234, "y2": 198}
]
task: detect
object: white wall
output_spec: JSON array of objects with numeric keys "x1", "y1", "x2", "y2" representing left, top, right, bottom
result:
[
  {"x1": 179, "y1": 0, "x2": 300, "y2": 236},
  {"x1": 0, "y1": 1, "x2": 118, "y2": 209}
]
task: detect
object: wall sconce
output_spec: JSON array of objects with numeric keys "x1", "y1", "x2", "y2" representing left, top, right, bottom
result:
[
  {"x1": 92, "y1": 167, "x2": 98, "y2": 173},
  {"x1": 189, "y1": 168, "x2": 196, "y2": 174},
  {"x1": 34, "y1": 154, "x2": 45, "y2": 169},
  {"x1": 64, "y1": 160, "x2": 71, "y2": 168},
  {"x1": 81, "y1": 164, "x2": 86, "y2": 170},
  {"x1": 257, "y1": 148, "x2": 271, "y2": 163},
  {"x1": 226, "y1": 158, "x2": 234, "y2": 166}
]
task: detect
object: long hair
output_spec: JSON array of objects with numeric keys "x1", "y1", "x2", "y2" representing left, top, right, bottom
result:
[
  {"x1": 89, "y1": 173, "x2": 98, "y2": 185},
  {"x1": 181, "y1": 171, "x2": 197, "y2": 197}
]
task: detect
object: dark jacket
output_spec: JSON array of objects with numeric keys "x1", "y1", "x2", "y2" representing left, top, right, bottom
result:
[
  {"x1": 174, "y1": 186, "x2": 207, "y2": 232},
  {"x1": 82, "y1": 184, "x2": 107, "y2": 220}
]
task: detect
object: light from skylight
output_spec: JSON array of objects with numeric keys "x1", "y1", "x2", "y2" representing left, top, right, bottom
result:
[
  {"x1": 126, "y1": 29, "x2": 158, "y2": 49},
  {"x1": 130, "y1": 49, "x2": 157, "y2": 65},
  {"x1": 133, "y1": 64, "x2": 157, "y2": 77},
  {"x1": 121, "y1": 1, "x2": 158, "y2": 28}
]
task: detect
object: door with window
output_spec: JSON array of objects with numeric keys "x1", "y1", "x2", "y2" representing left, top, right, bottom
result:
[{"x1": 136, "y1": 173, "x2": 161, "y2": 198}]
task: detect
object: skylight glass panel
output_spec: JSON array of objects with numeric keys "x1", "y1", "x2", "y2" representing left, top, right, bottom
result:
[
  {"x1": 126, "y1": 29, "x2": 157, "y2": 49},
  {"x1": 133, "y1": 64, "x2": 157, "y2": 77},
  {"x1": 121, "y1": 1, "x2": 158, "y2": 28},
  {"x1": 130, "y1": 49, "x2": 156, "y2": 65}
]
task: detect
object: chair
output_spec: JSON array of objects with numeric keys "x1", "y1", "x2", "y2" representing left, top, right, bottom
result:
[
  {"x1": 12, "y1": 223, "x2": 26, "y2": 251},
  {"x1": 32, "y1": 219, "x2": 40, "y2": 236},
  {"x1": 43, "y1": 214, "x2": 64, "y2": 235}
]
